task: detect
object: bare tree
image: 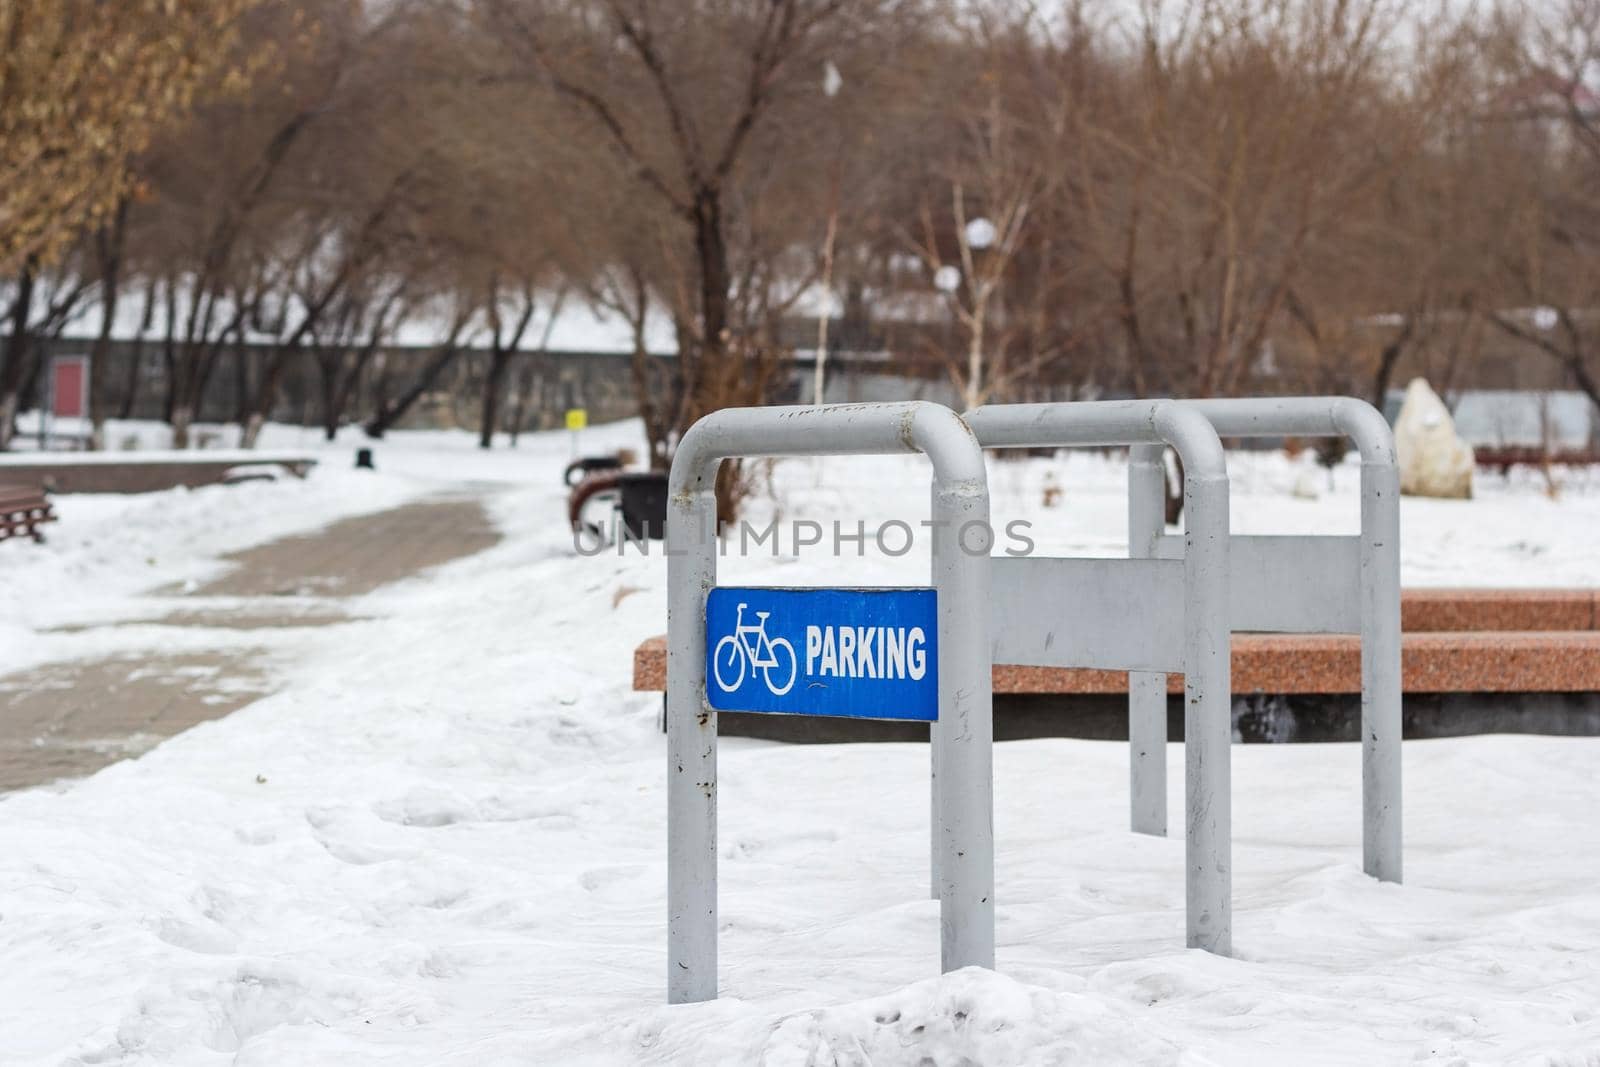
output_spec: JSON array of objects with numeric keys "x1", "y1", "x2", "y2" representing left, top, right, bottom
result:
[
  {"x1": 0, "y1": 0, "x2": 268, "y2": 275},
  {"x1": 1479, "y1": 0, "x2": 1600, "y2": 411},
  {"x1": 476, "y1": 0, "x2": 917, "y2": 516},
  {"x1": 1056, "y1": 0, "x2": 1444, "y2": 397}
]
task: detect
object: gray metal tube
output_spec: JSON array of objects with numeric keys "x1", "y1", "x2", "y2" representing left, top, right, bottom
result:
[
  {"x1": 929, "y1": 481, "x2": 942, "y2": 900},
  {"x1": 665, "y1": 448, "x2": 718, "y2": 1005},
  {"x1": 1127, "y1": 443, "x2": 1168, "y2": 838},
  {"x1": 1154, "y1": 405, "x2": 1232, "y2": 955},
  {"x1": 1182, "y1": 396, "x2": 1350, "y2": 440},
  {"x1": 929, "y1": 440, "x2": 996, "y2": 971},
  {"x1": 1335, "y1": 401, "x2": 1403, "y2": 884},
  {"x1": 968, "y1": 398, "x2": 1212, "y2": 448},
  {"x1": 965, "y1": 399, "x2": 1233, "y2": 954},
  {"x1": 665, "y1": 401, "x2": 995, "y2": 1004},
  {"x1": 1186, "y1": 396, "x2": 1402, "y2": 884}
]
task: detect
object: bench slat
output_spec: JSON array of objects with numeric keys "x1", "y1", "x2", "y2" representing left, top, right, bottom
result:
[{"x1": 633, "y1": 628, "x2": 1600, "y2": 696}]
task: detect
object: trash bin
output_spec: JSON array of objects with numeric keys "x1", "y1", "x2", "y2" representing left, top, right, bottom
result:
[{"x1": 618, "y1": 472, "x2": 668, "y2": 541}]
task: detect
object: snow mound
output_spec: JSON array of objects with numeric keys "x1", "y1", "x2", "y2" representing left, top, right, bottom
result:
[{"x1": 753, "y1": 969, "x2": 1180, "y2": 1066}]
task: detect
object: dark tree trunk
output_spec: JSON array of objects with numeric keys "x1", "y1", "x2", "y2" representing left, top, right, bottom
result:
[
  {"x1": 174, "y1": 322, "x2": 242, "y2": 448},
  {"x1": 119, "y1": 336, "x2": 145, "y2": 421},
  {"x1": 479, "y1": 348, "x2": 513, "y2": 449},
  {"x1": 688, "y1": 190, "x2": 731, "y2": 424},
  {"x1": 331, "y1": 357, "x2": 366, "y2": 439},
  {"x1": 88, "y1": 198, "x2": 129, "y2": 449},
  {"x1": 327, "y1": 324, "x2": 386, "y2": 441},
  {"x1": 688, "y1": 187, "x2": 760, "y2": 526},
  {"x1": 1372, "y1": 342, "x2": 1403, "y2": 411},
  {"x1": 233, "y1": 343, "x2": 253, "y2": 427},
  {"x1": 242, "y1": 340, "x2": 301, "y2": 449},
  {"x1": 1164, "y1": 452, "x2": 1185, "y2": 527},
  {"x1": 1371, "y1": 316, "x2": 1416, "y2": 412},
  {"x1": 0, "y1": 257, "x2": 38, "y2": 450},
  {"x1": 20, "y1": 339, "x2": 47, "y2": 416},
  {"x1": 508, "y1": 356, "x2": 538, "y2": 446},
  {"x1": 171, "y1": 335, "x2": 204, "y2": 449},
  {"x1": 161, "y1": 281, "x2": 179, "y2": 424},
  {"x1": 365, "y1": 336, "x2": 463, "y2": 439},
  {"x1": 631, "y1": 343, "x2": 674, "y2": 470},
  {"x1": 319, "y1": 350, "x2": 341, "y2": 441},
  {"x1": 118, "y1": 279, "x2": 158, "y2": 421}
]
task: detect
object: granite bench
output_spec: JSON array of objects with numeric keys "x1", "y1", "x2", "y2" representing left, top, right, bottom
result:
[{"x1": 632, "y1": 589, "x2": 1600, "y2": 742}]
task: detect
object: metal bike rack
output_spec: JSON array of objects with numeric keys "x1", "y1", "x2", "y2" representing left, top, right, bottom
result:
[
  {"x1": 1128, "y1": 396, "x2": 1402, "y2": 884},
  {"x1": 963, "y1": 399, "x2": 1235, "y2": 955},
  {"x1": 665, "y1": 401, "x2": 995, "y2": 1004}
]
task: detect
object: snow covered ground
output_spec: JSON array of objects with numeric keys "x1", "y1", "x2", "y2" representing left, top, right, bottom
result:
[{"x1": 2, "y1": 419, "x2": 1600, "y2": 1064}]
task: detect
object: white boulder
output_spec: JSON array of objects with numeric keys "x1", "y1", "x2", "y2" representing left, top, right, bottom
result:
[{"x1": 1395, "y1": 378, "x2": 1474, "y2": 499}]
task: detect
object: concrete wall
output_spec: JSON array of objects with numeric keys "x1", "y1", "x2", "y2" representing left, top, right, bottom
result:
[{"x1": 31, "y1": 337, "x2": 658, "y2": 433}]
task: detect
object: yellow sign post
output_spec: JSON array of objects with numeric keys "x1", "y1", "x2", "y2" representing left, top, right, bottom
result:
[{"x1": 566, "y1": 408, "x2": 587, "y2": 457}]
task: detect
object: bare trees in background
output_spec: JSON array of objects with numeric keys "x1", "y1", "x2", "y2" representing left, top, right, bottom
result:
[
  {"x1": 0, "y1": 0, "x2": 268, "y2": 273},
  {"x1": 0, "y1": 0, "x2": 270, "y2": 446},
  {"x1": 464, "y1": 0, "x2": 925, "y2": 511},
  {"x1": 1053, "y1": 1, "x2": 1444, "y2": 398},
  {"x1": 11, "y1": 0, "x2": 1600, "y2": 457},
  {"x1": 472, "y1": 0, "x2": 920, "y2": 496},
  {"x1": 892, "y1": 4, "x2": 1076, "y2": 410},
  {"x1": 1477, "y1": 0, "x2": 1600, "y2": 414}
]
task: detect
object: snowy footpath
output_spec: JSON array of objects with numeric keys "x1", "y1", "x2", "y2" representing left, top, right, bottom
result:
[{"x1": 2, "y1": 421, "x2": 1599, "y2": 1065}]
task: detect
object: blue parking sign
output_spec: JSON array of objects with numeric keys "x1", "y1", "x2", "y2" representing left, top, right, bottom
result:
[{"x1": 704, "y1": 587, "x2": 938, "y2": 721}]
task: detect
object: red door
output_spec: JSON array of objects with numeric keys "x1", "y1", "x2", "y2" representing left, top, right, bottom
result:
[{"x1": 52, "y1": 356, "x2": 88, "y2": 418}]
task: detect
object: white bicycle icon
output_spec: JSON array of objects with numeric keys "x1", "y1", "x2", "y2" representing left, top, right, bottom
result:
[{"x1": 712, "y1": 602, "x2": 797, "y2": 696}]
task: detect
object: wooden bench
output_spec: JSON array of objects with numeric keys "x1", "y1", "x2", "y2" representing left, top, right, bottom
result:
[
  {"x1": 633, "y1": 589, "x2": 1600, "y2": 742},
  {"x1": 0, "y1": 484, "x2": 56, "y2": 543}
]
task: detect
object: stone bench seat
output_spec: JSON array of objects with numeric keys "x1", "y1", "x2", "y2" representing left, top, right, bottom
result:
[
  {"x1": 632, "y1": 589, "x2": 1600, "y2": 743},
  {"x1": 631, "y1": 629, "x2": 1600, "y2": 697},
  {"x1": 1400, "y1": 588, "x2": 1600, "y2": 633}
]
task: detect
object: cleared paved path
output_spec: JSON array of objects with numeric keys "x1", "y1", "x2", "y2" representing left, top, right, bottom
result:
[
  {"x1": 0, "y1": 495, "x2": 498, "y2": 790},
  {"x1": 189, "y1": 496, "x2": 499, "y2": 598},
  {"x1": 0, "y1": 653, "x2": 271, "y2": 790}
]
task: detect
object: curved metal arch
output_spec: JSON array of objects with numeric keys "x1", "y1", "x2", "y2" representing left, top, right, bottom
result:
[
  {"x1": 964, "y1": 398, "x2": 1233, "y2": 955},
  {"x1": 665, "y1": 401, "x2": 995, "y2": 1003},
  {"x1": 1157, "y1": 396, "x2": 1402, "y2": 885}
]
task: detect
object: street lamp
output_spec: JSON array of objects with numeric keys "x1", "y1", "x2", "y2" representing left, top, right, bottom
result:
[{"x1": 964, "y1": 217, "x2": 996, "y2": 252}]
